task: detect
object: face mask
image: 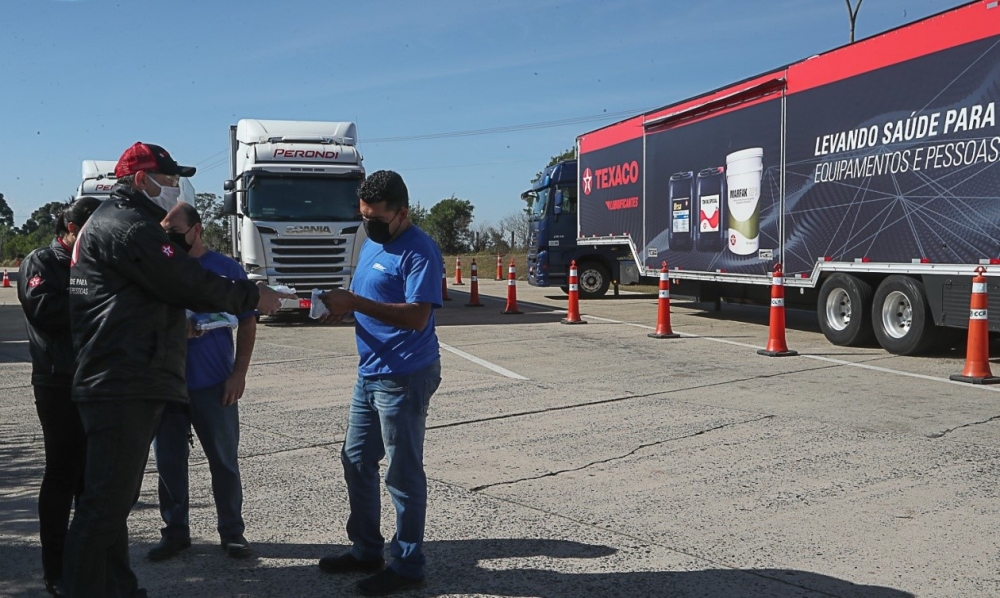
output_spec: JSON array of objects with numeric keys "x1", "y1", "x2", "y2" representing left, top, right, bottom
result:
[
  {"x1": 167, "y1": 229, "x2": 193, "y2": 252},
  {"x1": 144, "y1": 174, "x2": 182, "y2": 211},
  {"x1": 363, "y1": 211, "x2": 399, "y2": 244}
]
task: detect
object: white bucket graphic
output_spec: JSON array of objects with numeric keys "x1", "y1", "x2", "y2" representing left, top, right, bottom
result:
[{"x1": 725, "y1": 148, "x2": 763, "y2": 256}]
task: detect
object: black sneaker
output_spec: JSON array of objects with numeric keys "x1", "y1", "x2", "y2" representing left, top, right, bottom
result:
[
  {"x1": 43, "y1": 577, "x2": 61, "y2": 596},
  {"x1": 356, "y1": 568, "x2": 425, "y2": 596},
  {"x1": 147, "y1": 536, "x2": 192, "y2": 561},
  {"x1": 221, "y1": 534, "x2": 251, "y2": 558},
  {"x1": 318, "y1": 552, "x2": 385, "y2": 574}
]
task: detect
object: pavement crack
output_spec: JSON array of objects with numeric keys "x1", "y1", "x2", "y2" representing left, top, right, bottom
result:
[
  {"x1": 427, "y1": 388, "x2": 676, "y2": 431},
  {"x1": 469, "y1": 414, "x2": 775, "y2": 492},
  {"x1": 429, "y1": 361, "x2": 843, "y2": 432},
  {"x1": 927, "y1": 413, "x2": 1000, "y2": 438},
  {"x1": 441, "y1": 476, "x2": 856, "y2": 598},
  {"x1": 250, "y1": 354, "x2": 351, "y2": 366}
]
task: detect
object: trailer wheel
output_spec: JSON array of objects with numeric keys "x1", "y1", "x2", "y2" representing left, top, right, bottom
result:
[
  {"x1": 577, "y1": 262, "x2": 610, "y2": 298},
  {"x1": 872, "y1": 276, "x2": 935, "y2": 355},
  {"x1": 817, "y1": 274, "x2": 874, "y2": 346}
]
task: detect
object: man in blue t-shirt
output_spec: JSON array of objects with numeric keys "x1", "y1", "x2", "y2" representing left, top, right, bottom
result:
[
  {"x1": 316, "y1": 170, "x2": 442, "y2": 597},
  {"x1": 148, "y1": 202, "x2": 257, "y2": 561}
]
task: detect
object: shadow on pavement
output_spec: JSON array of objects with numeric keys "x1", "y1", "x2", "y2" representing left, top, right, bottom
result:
[
  {"x1": 0, "y1": 487, "x2": 916, "y2": 598},
  {"x1": 18, "y1": 539, "x2": 912, "y2": 598},
  {"x1": 0, "y1": 427, "x2": 44, "y2": 537},
  {"x1": 146, "y1": 539, "x2": 913, "y2": 598}
]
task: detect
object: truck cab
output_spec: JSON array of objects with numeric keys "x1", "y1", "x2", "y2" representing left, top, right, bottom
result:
[
  {"x1": 76, "y1": 159, "x2": 195, "y2": 202},
  {"x1": 76, "y1": 160, "x2": 119, "y2": 199},
  {"x1": 525, "y1": 159, "x2": 633, "y2": 298},
  {"x1": 525, "y1": 160, "x2": 577, "y2": 290},
  {"x1": 223, "y1": 119, "x2": 366, "y2": 310}
]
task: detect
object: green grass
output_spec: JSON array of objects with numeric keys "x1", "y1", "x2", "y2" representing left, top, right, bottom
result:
[
  {"x1": 442, "y1": 253, "x2": 662, "y2": 295},
  {"x1": 443, "y1": 252, "x2": 528, "y2": 281}
]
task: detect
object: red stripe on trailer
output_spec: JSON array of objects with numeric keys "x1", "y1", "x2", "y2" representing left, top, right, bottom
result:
[
  {"x1": 579, "y1": 2, "x2": 995, "y2": 155},
  {"x1": 787, "y1": 2, "x2": 998, "y2": 95}
]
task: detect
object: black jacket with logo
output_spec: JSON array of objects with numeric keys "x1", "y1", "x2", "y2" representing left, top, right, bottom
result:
[
  {"x1": 69, "y1": 185, "x2": 259, "y2": 404},
  {"x1": 18, "y1": 238, "x2": 75, "y2": 388}
]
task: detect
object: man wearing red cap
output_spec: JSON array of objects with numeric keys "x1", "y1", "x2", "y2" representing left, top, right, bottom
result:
[{"x1": 61, "y1": 142, "x2": 293, "y2": 598}]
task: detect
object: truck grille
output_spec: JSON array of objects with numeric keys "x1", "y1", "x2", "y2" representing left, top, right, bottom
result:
[{"x1": 267, "y1": 236, "x2": 352, "y2": 292}]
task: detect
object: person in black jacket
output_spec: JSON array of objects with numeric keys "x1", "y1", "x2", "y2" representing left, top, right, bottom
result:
[
  {"x1": 61, "y1": 142, "x2": 292, "y2": 598},
  {"x1": 17, "y1": 196, "x2": 102, "y2": 596}
]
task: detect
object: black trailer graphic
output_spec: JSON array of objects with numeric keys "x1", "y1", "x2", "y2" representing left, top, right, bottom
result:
[
  {"x1": 577, "y1": 2, "x2": 1000, "y2": 354},
  {"x1": 580, "y1": 8, "x2": 1000, "y2": 278}
]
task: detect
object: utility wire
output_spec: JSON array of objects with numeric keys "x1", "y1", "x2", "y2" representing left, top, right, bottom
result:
[
  {"x1": 364, "y1": 107, "x2": 653, "y2": 143},
  {"x1": 192, "y1": 147, "x2": 229, "y2": 166},
  {"x1": 191, "y1": 106, "x2": 652, "y2": 174}
]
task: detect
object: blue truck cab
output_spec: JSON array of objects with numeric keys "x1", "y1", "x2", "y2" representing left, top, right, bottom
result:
[{"x1": 524, "y1": 159, "x2": 634, "y2": 298}]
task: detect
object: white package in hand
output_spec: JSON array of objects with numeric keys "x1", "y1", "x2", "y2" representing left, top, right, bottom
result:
[
  {"x1": 309, "y1": 288, "x2": 329, "y2": 319},
  {"x1": 271, "y1": 285, "x2": 297, "y2": 295},
  {"x1": 189, "y1": 312, "x2": 239, "y2": 331}
]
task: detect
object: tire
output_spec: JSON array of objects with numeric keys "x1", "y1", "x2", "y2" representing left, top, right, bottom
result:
[
  {"x1": 817, "y1": 274, "x2": 874, "y2": 346},
  {"x1": 577, "y1": 262, "x2": 610, "y2": 299},
  {"x1": 872, "y1": 275, "x2": 935, "y2": 355}
]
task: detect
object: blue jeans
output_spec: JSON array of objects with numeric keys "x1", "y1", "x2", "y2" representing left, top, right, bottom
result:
[
  {"x1": 153, "y1": 382, "x2": 244, "y2": 540},
  {"x1": 342, "y1": 359, "x2": 441, "y2": 579}
]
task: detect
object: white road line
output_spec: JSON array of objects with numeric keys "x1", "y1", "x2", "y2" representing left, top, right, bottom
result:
[
  {"x1": 800, "y1": 353, "x2": 1000, "y2": 392},
  {"x1": 0, "y1": 340, "x2": 28, "y2": 344},
  {"x1": 440, "y1": 342, "x2": 529, "y2": 380},
  {"x1": 581, "y1": 314, "x2": 1000, "y2": 393}
]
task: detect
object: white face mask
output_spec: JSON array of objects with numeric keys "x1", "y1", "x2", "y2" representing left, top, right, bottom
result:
[{"x1": 144, "y1": 174, "x2": 182, "y2": 211}]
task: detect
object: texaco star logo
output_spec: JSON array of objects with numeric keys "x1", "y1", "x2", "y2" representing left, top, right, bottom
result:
[
  {"x1": 582, "y1": 167, "x2": 593, "y2": 195},
  {"x1": 161, "y1": 244, "x2": 175, "y2": 258}
]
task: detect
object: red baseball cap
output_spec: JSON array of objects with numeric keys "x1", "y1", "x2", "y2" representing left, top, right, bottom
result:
[{"x1": 114, "y1": 142, "x2": 196, "y2": 178}]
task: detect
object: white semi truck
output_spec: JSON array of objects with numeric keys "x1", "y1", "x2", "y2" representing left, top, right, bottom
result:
[
  {"x1": 222, "y1": 119, "x2": 367, "y2": 310},
  {"x1": 75, "y1": 159, "x2": 195, "y2": 201},
  {"x1": 76, "y1": 160, "x2": 118, "y2": 199}
]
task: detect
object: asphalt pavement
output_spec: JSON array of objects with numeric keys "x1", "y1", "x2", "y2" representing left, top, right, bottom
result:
[{"x1": 1, "y1": 278, "x2": 998, "y2": 597}]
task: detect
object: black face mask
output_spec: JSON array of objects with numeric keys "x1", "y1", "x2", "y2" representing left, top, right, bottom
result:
[
  {"x1": 167, "y1": 229, "x2": 193, "y2": 252},
  {"x1": 363, "y1": 212, "x2": 399, "y2": 244}
]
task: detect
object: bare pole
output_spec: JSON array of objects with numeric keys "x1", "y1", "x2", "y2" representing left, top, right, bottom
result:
[{"x1": 845, "y1": 0, "x2": 863, "y2": 43}]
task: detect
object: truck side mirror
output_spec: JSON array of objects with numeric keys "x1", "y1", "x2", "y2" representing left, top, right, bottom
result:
[
  {"x1": 223, "y1": 179, "x2": 235, "y2": 192},
  {"x1": 553, "y1": 190, "x2": 563, "y2": 215},
  {"x1": 222, "y1": 192, "x2": 237, "y2": 216}
]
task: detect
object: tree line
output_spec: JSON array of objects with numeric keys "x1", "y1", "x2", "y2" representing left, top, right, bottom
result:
[{"x1": 0, "y1": 191, "x2": 531, "y2": 262}]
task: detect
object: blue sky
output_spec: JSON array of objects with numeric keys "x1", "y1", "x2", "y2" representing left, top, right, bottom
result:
[{"x1": 0, "y1": 0, "x2": 965, "y2": 226}]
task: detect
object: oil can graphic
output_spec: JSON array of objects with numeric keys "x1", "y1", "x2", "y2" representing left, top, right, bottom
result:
[
  {"x1": 725, "y1": 148, "x2": 763, "y2": 255},
  {"x1": 668, "y1": 171, "x2": 694, "y2": 252},
  {"x1": 696, "y1": 166, "x2": 725, "y2": 252}
]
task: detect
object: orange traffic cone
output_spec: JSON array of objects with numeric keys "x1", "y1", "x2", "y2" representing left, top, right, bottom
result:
[
  {"x1": 441, "y1": 258, "x2": 451, "y2": 301},
  {"x1": 561, "y1": 260, "x2": 586, "y2": 325},
  {"x1": 950, "y1": 266, "x2": 1000, "y2": 384},
  {"x1": 495, "y1": 253, "x2": 503, "y2": 281},
  {"x1": 648, "y1": 262, "x2": 679, "y2": 338},
  {"x1": 454, "y1": 256, "x2": 465, "y2": 285},
  {"x1": 501, "y1": 259, "x2": 522, "y2": 315},
  {"x1": 757, "y1": 263, "x2": 798, "y2": 357},
  {"x1": 2, "y1": 270, "x2": 9, "y2": 288},
  {"x1": 465, "y1": 259, "x2": 484, "y2": 307}
]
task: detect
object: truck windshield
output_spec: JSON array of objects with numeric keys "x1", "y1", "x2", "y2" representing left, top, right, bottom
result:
[
  {"x1": 526, "y1": 188, "x2": 549, "y2": 221},
  {"x1": 246, "y1": 175, "x2": 361, "y2": 221}
]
